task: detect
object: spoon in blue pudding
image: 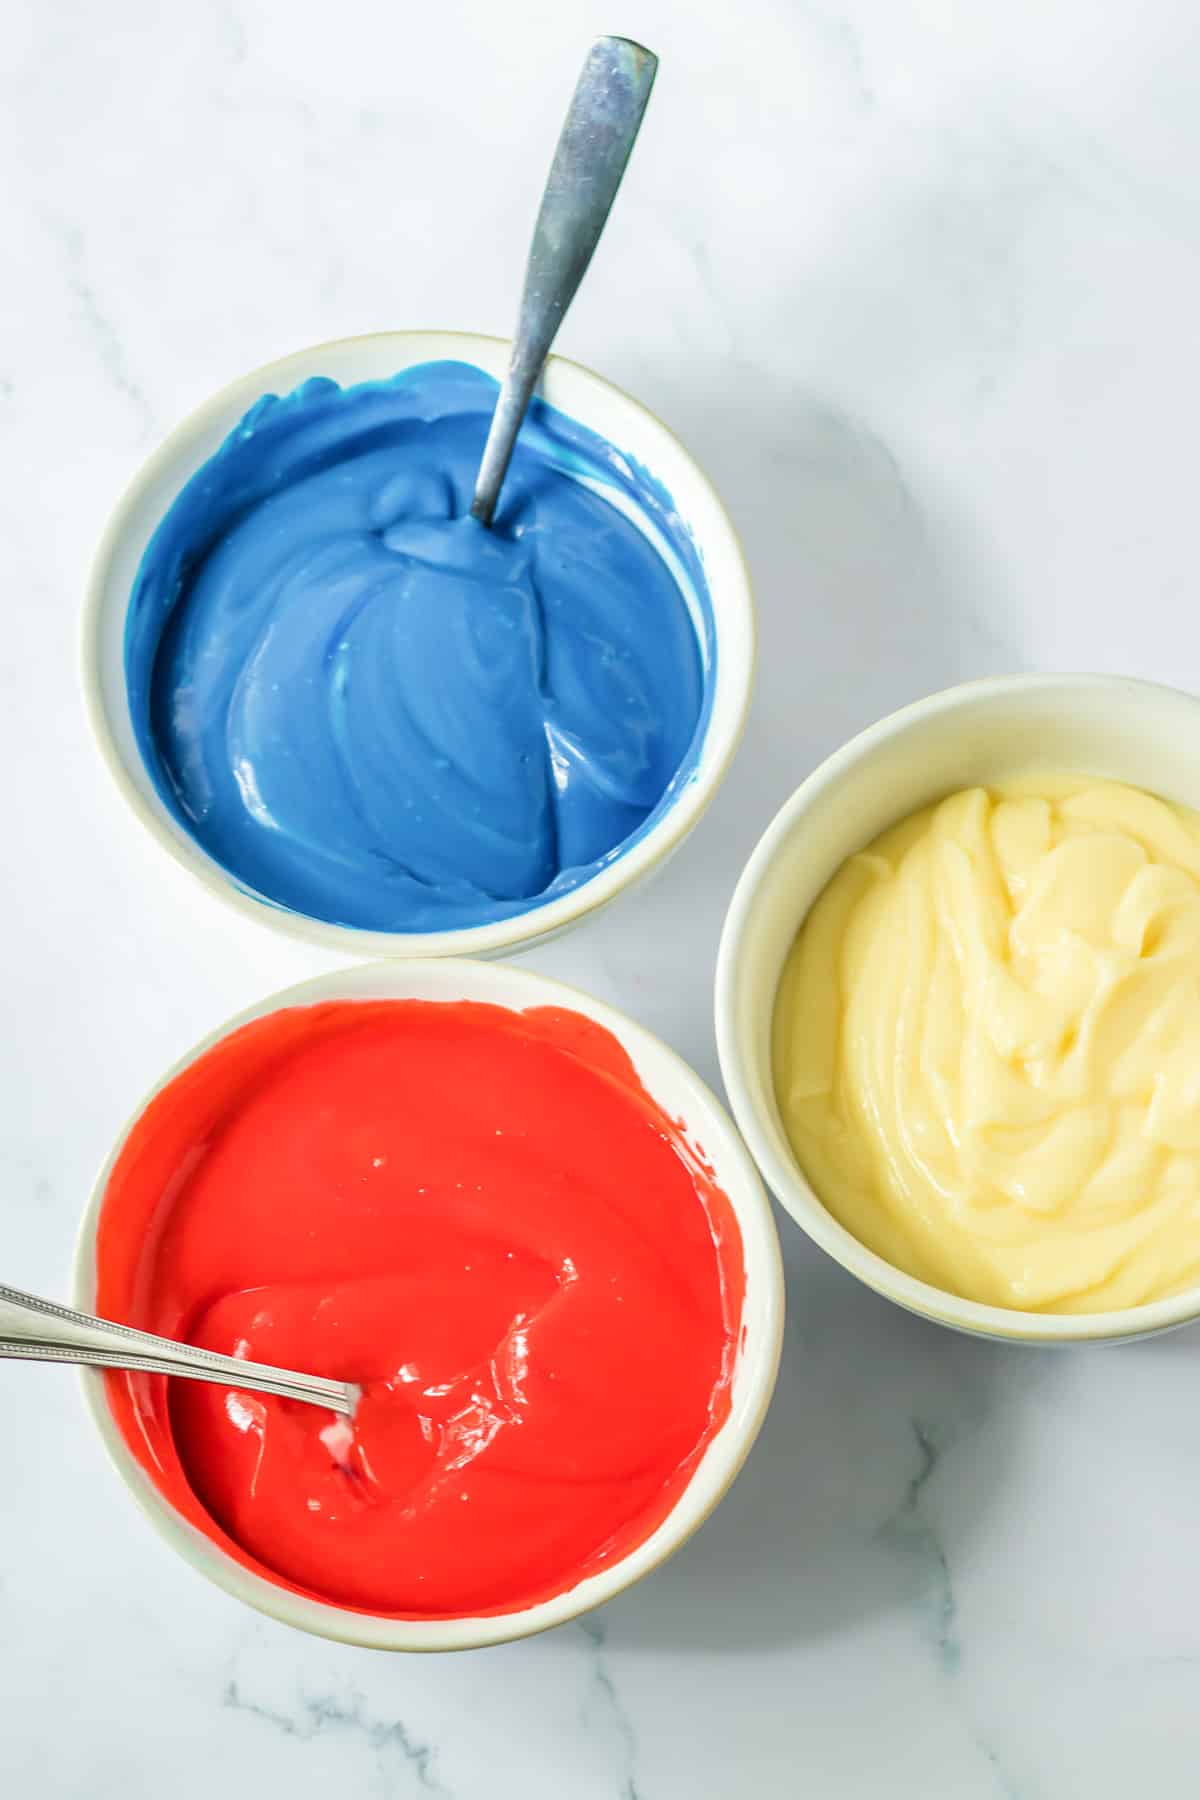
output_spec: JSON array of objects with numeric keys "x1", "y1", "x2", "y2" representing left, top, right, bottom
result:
[{"x1": 471, "y1": 35, "x2": 658, "y2": 526}]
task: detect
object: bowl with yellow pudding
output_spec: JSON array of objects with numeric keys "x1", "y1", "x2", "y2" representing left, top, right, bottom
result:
[{"x1": 716, "y1": 674, "x2": 1200, "y2": 1343}]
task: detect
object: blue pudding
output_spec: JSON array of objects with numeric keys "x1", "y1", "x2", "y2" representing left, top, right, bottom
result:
[{"x1": 125, "y1": 362, "x2": 713, "y2": 932}]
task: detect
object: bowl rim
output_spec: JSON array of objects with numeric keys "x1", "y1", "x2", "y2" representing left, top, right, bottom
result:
[
  {"x1": 716, "y1": 670, "x2": 1200, "y2": 1345},
  {"x1": 80, "y1": 328, "x2": 755, "y2": 961},
  {"x1": 76, "y1": 955, "x2": 785, "y2": 1650}
]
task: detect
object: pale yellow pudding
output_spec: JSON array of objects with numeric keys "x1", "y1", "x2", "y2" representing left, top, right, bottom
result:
[{"x1": 773, "y1": 778, "x2": 1200, "y2": 1313}]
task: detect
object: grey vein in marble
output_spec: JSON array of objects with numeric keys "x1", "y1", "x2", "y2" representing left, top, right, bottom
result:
[
  {"x1": 682, "y1": 238, "x2": 737, "y2": 359},
  {"x1": 975, "y1": 1735, "x2": 1029, "y2": 1800},
  {"x1": 800, "y1": 1, "x2": 876, "y2": 111},
  {"x1": 219, "y1": 0, "x2": 248, "y2": 66},
  {"x1": 577, "y1": 1618, "x2": 643, "y2": 1800},
  {"x1": 53, "y1": 221, "x2": 155, "y2": 438},
  {"x1": 877, "y1": 1418, "x2": 959, "y2": 1672},
  {"x1": 223, "y1": 1679, "x2": 448, "y2": 1794},
  {"x1": 878, "y1": 1422, "x2": 1032, "y2": 1799}
]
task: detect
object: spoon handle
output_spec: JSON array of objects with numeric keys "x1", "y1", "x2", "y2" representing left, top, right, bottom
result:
[
  {"x1": 0, "y1": 1282, "x2": 357, "y2": 1416},
  {"x1": 470, "y1": 35, "x2": 658, "y2": 526}
]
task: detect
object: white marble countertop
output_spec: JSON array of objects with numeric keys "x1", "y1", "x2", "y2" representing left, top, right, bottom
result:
[{"x1": 5, "y1": 0, "x2": 1200, "y2": 1791}]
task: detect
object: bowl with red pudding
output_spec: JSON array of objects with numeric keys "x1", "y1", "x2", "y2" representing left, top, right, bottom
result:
[{"x1": 77, "y1": 959, "x2": 783, "y2": 1649}]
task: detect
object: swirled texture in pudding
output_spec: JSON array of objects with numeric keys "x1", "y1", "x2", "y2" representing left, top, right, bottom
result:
[
  {"x1": 125, "y1": 362, "x2": 710, "y2": 931},
  {"x1": 774, "y1": 778, "x2": 1200, "y2": 1313},
  {"x1": 94, "y1": 999, "x2": 743, "y2": 1617}
]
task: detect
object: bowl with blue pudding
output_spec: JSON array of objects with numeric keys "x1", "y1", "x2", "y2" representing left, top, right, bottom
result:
[{"x1": 85, "y1": 333, "x2": 753, "y2": 956}]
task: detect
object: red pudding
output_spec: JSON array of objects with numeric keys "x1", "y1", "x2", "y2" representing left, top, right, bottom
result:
[{"x1": 95, "y1": 999, "x2": 744, "y2": 1618}]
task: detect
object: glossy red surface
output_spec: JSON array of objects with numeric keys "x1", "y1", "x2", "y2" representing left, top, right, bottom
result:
[{"x1": 96, "y1": 999, "x2": 743, "y2": 1618}]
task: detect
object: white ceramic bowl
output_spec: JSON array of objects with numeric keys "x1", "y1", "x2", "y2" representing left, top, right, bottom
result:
[
  {"x1": 716, "y1": 672, "x2": 1200, "y2": 1346},
  {"x1": 77, "y1": 957, "x2": 784, "y2": 1650},
  {"x1": 83, "y1": 330, "x2": 754, "y2": 960}
]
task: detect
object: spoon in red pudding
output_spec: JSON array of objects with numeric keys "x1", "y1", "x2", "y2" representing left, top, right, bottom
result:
[{"x1": 0, "y1": 1281, "x2": 358, "y2": 1416}]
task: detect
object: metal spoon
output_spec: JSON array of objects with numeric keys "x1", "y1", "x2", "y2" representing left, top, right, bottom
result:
[
  {"x1": 470, "y1": 34, "x2": 658, "y2": 527},
  {"x1": 0, "y1": 1281, "x2": 358, "y2": 1416}
]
